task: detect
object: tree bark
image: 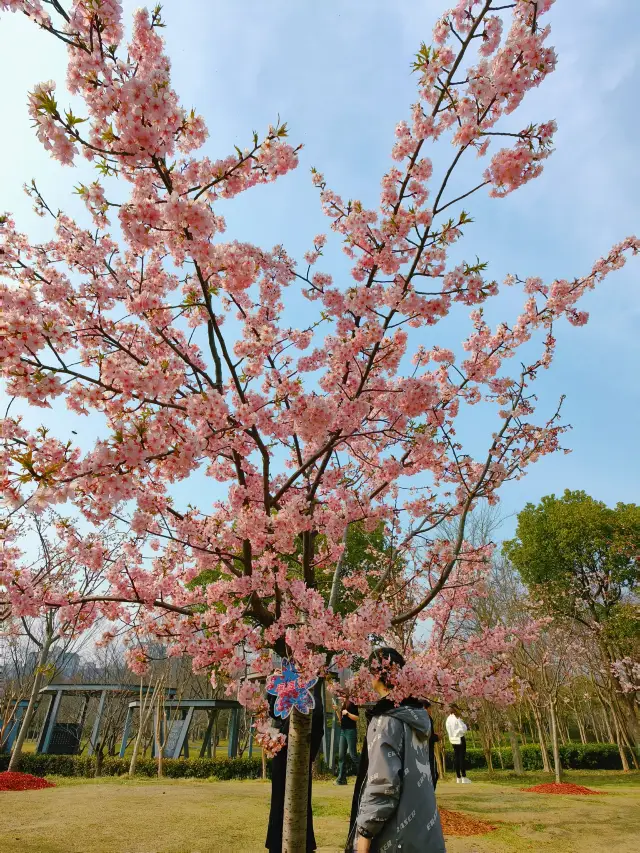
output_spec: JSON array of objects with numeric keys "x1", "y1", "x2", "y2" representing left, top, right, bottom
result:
[
  {"x1": 548, "y1": 699, "x2": 562, "y2": 784},
  {"x1": 619, "y1": 692, "x2": 640, "y2": 754},
  {"x1": 507, "y1": 720, "x2": 524, "y2": 775},
  {"x1": 601, "y1": 702, "x2": 615, "y2": 743},
  {"x1": 611, "y1": 696, "x2": 639, "y2": 769},
  {"x1": 573, "y1": 700, "x2": 587, "y2": 745},
  {"x1": 559, "y1": 717, "x2": 569, "y2": 746},
  {"x1": 8, "y1": 633, "x2": 54, "y2": 772},
  {"x1": 282, "y1": 708, "x2": 312, "y2": 853},
  {"x1": 605, "y1": 644, "x2": 640, "y2": 753},
  {"x1": 328, "y1": 526, "x2": 349, "y2": 612},
  {"x1": 435, "y1": 738, "x2": 446, "y2": 780},
  {"x1": 130, "y1": 681, "x2": 159, "y2": 776},
  {"x1": 155, "y1": 707, "x2": 164, "y2": 778},
  {"x1": 129, "y1": 725, "x2": 143, "y2": 777},
  {"x1": 612, "y1": 708, "x2": 630, "y2": 772},
  {"x1": 94, "y1": 746, "x2": 104, "y2": 778},
  {"x1": 531, "y1": 701, "x2": 552, "y2": 773}
]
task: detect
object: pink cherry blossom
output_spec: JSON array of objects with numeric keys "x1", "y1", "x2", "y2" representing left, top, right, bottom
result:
[{"x1": 0, "y1": 0, "x2": 637, "y2": 731}]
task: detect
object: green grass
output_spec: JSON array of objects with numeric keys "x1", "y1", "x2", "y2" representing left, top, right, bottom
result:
[
  {"x1": 1, "y1": 771, "x2": 638, "y2": 852},
  {"x1": 466, "y1": 768, "x2": 640, "y2": 788}
]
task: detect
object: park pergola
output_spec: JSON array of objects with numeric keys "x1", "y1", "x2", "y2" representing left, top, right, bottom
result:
[
  {"x1": 121, "y1": 698, "x2": 243, "y2": 759},
  {"x1": 0, "y1": 699, "x2": 30, "y2": 753},
  {"x1": 31, "y1": 661, "x2": 356, "y2": 763},
  {"x1": 37, "y1": 683, "x2": 177, "y2": 755}
]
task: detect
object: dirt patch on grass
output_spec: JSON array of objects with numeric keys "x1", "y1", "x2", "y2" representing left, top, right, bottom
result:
[
  {"x1": 0, "y1": 772, "x2": 55, "y2": 791},
  {"x1": 521, "y1": 782, "x2": 602, "y2": 795},
  {"x1": 440, "y1": 807, "x2": 496, "y2": 836}
]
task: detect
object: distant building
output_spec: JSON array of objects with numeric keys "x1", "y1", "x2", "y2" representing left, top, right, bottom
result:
[{"x1": 52, "y1": 651, "x2": 80, "y2": 679}]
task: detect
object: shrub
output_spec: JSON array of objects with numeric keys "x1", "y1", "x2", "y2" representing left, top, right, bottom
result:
[
  {"x1": 443, "y1": 742, "x2": 631, "y2": 772},
  {"x1": 1, "y1": 742, "x2": 631, "y2": 778},
  {"x1": 0, "y1": 752, "x2": 269, "y2": 779}
]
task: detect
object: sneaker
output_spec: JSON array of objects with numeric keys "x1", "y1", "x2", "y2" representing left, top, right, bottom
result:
[
  {"x1": 461, "y1": 777, "x2": 472, "y2": 784},
  {"x1": 456, "y1": 777, "x2": 462, "y2": 784},
  {"x1": 335, "y1": 779, "x2": 347, "y2": 786}
]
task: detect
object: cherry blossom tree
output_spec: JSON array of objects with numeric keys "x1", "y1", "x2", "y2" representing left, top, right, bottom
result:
[
  {"x1": 1, "y1": 512, "x2": 113, "y2": 771},
  {"x1": 1, "y1": 0, "x2": 638, "y2": 846}
]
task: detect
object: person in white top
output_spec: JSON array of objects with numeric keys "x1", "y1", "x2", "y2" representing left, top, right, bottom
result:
[{"x1": 445, "y1": 705, "x2": 471, "y2": 784}]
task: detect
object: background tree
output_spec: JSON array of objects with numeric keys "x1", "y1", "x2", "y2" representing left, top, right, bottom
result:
[
  {"x1": 505, "y1": 490, "x2": 640, "y2": 748},
  {"x1": 3, "y1": 513, "x2": 111, "y2": 771}
]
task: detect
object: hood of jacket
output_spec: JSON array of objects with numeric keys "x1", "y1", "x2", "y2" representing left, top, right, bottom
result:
[
  {"x1": 366, "y1": 697, "x2": 431, "y2": 735},
  {"x1": 382, "y1": 704, "x2": 431, "y2": 736}
]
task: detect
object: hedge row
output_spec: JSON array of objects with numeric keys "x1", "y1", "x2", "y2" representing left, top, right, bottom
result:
[
  {"x1": 0, "y1": 752, "x2": 268, "y2": 780},
  {"x1": 443, "y1": 742, "x2": 632, "y2": 771},
  {"x1": 1, "y1": 742, "x2": 632, "y2": 778}
]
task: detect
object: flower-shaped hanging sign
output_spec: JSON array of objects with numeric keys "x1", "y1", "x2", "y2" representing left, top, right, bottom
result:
[{"x1": 266, "y1": 658, "x2": 317, "y2": 719}]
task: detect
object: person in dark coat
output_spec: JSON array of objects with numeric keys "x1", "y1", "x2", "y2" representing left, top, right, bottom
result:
[
  {"x1": 423, "y1": 701, "x2": 440, "y2": 791},
  {"x1": 265, "y1": 679, "x2": 325, "y2": 853}
]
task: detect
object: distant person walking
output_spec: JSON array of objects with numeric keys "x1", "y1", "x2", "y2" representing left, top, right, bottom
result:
[
  {"x1": 445, "y1": 704, "x2": 471, "y2": 784},
  {"x1": 335, "y1": 695, "x2": 359, "y2": 785}
]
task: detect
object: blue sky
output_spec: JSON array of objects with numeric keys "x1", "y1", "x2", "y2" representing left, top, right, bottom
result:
[{"x1": 1, "y1": 0, "x2": 638, "y2": 541}]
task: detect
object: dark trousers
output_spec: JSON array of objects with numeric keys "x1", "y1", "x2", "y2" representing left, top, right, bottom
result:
[
  {"x1": 265, "y1": 723, "x2": 324, "y2": 853},
  {"x1": 337, "y1": 729, "x2": 358, "y2": 782},
  {"x1": 453, "y1": 737, "x2": 467, "y2": 778}
]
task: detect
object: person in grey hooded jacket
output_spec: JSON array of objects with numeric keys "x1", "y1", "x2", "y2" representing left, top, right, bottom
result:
[{"x1": 346, "y1": 648, "x2": 446, "y2": 853}]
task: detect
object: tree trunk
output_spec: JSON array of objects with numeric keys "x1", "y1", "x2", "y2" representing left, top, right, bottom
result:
[
  {"x1": 507, "y1": 720, "x2": 524, "y2": 775},
  {"x1": 588, "y1": 709, "x2": 600, "y2": 742},
  {"x1": 262, "y1": 745, "x2": 267, "y2": 780},
  {"x1": 435, "y1": 738, "x2": 446, "y2": 780},
  {"x1": 602, "y1": 703, "x2": 615, "y2": 743},
  {"x1": 129, "y1": 718, "x2": 144, "y2": 777},
  {"x1": 619, "y1": 692, "x2": 640, "y2": 755},
  {"x1": 8, "y1": 633, "x2": 54, "y2": 772},
  {"x1": 484, "y1": 747, "x2": 494, "y2": 772},
  {"x1": 94, "y1": 746, "x2": 104, "y2": 778},
  {"x1": 606, "y1": 647, "x2": 640, "y2": 753},
  {"x1": 575, "y1": 707, "x2": 588, "y2": 745},
  {"x1": 612, "y1": 709, "x2": 630, "y2": 772},
  {"x1": 611, "y1": 697, "x2": 640, "y2": 769},
  {"x1": 282, "y1": 708, "x2": 312, "y2": 853},
  {"x1": 155, "y1": 709, "x2": 164, "y2": 778},
  {"x1": 548, "y1": 700, "x2": 562, "y2": 784},
  {"x1": 559, "y1": 718, "x2": 569, "y2": 746},
  {"x1": 531, "y1": 702, "x2": 552, "y2": 773}
]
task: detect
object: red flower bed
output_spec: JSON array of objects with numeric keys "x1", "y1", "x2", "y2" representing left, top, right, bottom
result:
[
  {"x1": 0, "y1": 771, "x2": 56, "y2": 791},
  {"x1": 439, "y1": 808, "x2": 496, "y2": 836},
  {"x1": 522, "y1": 782, "x2": 602, "y2": 795}
]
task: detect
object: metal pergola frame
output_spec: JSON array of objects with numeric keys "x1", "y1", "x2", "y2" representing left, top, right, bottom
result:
[
  {"x1": 121, "y1": 698, "x2": 243, "y2": 759},
  {"x1": 36, "y1": 683, "x2": 176, "y2": 755},
  {"x1": 0, "y1": 699, "x2": 30, "y2": 753}
]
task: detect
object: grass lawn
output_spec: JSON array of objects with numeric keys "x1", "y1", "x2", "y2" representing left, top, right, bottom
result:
[{"x1": 0, "y1": 770, "x2": 638, "y2": 852}]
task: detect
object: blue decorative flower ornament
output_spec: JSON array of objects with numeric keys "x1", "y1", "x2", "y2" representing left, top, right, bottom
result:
[{"x1": 266, "y1": 658, "x2": 317, "y2": 719}]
